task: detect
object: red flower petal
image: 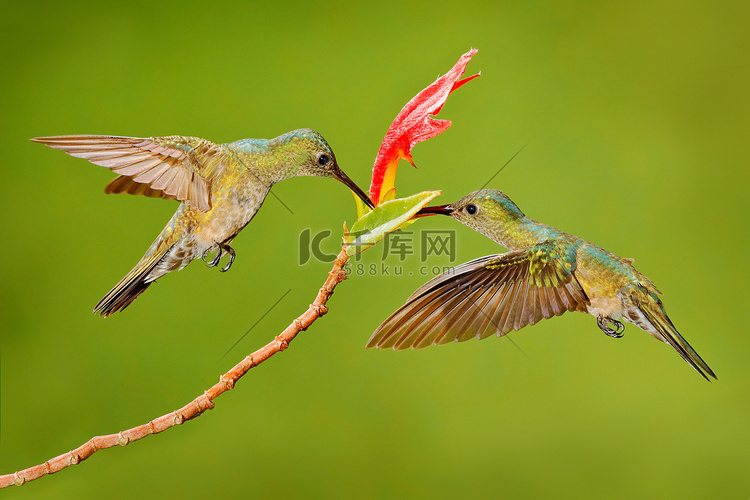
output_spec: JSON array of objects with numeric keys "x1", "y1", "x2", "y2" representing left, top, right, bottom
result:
[{"x1": 369, "y1": 49, "x2": 480, "y2": 205}]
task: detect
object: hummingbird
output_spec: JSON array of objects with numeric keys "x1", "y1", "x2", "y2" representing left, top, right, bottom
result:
[
  {"x1": 367, "y1": 189, "x2": 716, "y2": 381},
  {"x1": 32, "y1": 129, "x2": 374, "y2": 317}
]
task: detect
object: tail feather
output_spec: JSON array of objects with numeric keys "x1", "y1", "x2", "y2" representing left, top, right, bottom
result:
[
  {"x1": 637, "y1": 301, "x2": 716, "y2": 381},
  {"x1": 94, "y1": 245, "x2": 172, "y2": 317}
]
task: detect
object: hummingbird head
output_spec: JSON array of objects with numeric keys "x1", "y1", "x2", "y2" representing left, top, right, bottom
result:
[
  {"x1": 418, "y1": 189, "x2": 528, "y2": 245},
  {"x1": 278, "y1": 129, "x2": 374, "y2": 208}
]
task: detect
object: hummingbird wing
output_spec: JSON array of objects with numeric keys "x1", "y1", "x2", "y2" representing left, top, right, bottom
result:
[
  {"x1": 31, "y1": 135, "x2": 225, "y2": 212},
  {"x1": 367, "y1": 248, "x2": 590, "y2": 350}
]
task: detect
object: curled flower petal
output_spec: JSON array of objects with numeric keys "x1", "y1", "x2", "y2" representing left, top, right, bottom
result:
[{"x1": 369, "y1": 49, "x2": 480, "y2": 205}]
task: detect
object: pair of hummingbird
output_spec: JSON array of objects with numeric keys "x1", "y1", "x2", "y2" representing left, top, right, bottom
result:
[{"x1": 33, "y1": 130, "x2": 715, "y2": 380}]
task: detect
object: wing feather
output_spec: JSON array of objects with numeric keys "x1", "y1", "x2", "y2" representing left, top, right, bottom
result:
[
  {"x1": 150, "y1": 166, "x2": 179, "y2": 192},
  {"x1": 495, "y1": 277, "x2": 520, "y2": 335},
  {"x1": 104, "y1": 175, "x2": 178, "y2": 200},
  {"x1": 367, "y1": 246, "x2": 590, "y2": 350},
  {"x1": 32, "y1": 134, "x2": 224, "y2": 212},
  {"x1": 436, "y1": 286, "x2": 489, "y2": 343},
  {"x1": 427, "y1": 286, "x2": 486, "y2": 346},
  {"x1": 454, "y1": 284, "x2": 502, "y2": 342},
  {"x1": 397, "y1": 285, "x2": 469, "y2": 348}
]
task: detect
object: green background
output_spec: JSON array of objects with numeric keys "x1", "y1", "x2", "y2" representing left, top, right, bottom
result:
[{"x1": 1, "y1": 1, "x2": 748, "y2": 498}]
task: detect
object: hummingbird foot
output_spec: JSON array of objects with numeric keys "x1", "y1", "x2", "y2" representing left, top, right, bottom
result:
[
  {"x1": 597, "y1": 316, "x2": 625, "y2": 338},
  {"x1": 220, "y1": 245, "x2": 235, "y2": 272},
  {"x1": 202, "y1": 243, "x2": 236, "y2": 272},
  {"x1": 202, "y1": 245, "x2": 221, "y2": 267}
]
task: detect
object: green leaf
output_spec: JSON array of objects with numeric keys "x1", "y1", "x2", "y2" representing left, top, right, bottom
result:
[{"x1": 344, "y1": 191, "x2": 441, "y2": 256}]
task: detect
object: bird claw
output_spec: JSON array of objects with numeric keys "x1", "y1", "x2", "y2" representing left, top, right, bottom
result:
[
  {"x1": 202, "y1": 243, "x2": 236, "y2": 272},
  {"x1": 220, "y1": 246, "x2": 235, "y2": 272},
  {"x1": 202, "y1": 245, "x2": 221, "y2": 267},
  {"x1": 597, "y1": 316, "x2": 625, "y2": 338}
]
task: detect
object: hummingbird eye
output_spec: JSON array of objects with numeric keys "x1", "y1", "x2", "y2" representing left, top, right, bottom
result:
[
  {"x1": 317, "y1": 153, "x2": 331, "y2": 167},
  {"x1": 465, "y1": 204, "x2": 478, "y2": 215}
]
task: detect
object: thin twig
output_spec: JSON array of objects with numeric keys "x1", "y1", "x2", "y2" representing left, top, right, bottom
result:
[{"x1": 0, "y1": 246, "x2": 351, "y2": 488}]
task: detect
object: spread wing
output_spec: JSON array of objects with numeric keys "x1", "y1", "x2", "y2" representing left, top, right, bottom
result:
[
  {"x1": 367, "y1": 247, "x2": 590, "y2": 350},
  {"x1": 31, "y1": 135, "x2": 226, "y2": 212}
]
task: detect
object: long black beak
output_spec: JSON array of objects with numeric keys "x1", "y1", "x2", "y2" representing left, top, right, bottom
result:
[
  {"x1": 334, "y1": 168, "x2": 375, "y2": 209},
  {"x1": 415, "y1": 204, "x2": 454, "y2": 217}
]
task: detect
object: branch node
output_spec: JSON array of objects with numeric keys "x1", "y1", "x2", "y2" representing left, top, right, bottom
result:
[
  {"x1": 118, "y1": 432, "x2": 130, "y2": 446},
  {"x1": 172, "y1": 411, "x2": 185, "y2": 425},
  {"x1": 292, "y1": 318, "x2": 305, "y2": 331},
  {"x1": 274, "y1": 336, "x2": 289, "y2": 350},
  {"x1": 329, "y1": 268, "x2": 348, "y2": 282},
  {"x1": 67, "y1": 451, "x2": 80, "y2": 466},
  {"x1": 13, "y1": 472, "x2": 25, "y2": 486},
  {"x1": 198, "y1": 394, "x2": 216, "y2": 412},
  {"x1": 219, "y1": 375, "x2": 235, "y2": 390},
  {"x1": 311, "y1": 304, "x2": 329, "y2": 316}
]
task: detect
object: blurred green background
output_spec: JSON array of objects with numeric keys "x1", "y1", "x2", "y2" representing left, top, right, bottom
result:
[{"x1": 1, "y1": 1, "x2": 748, "y2": 498}]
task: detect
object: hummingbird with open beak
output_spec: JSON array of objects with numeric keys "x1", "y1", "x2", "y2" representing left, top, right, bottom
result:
[
  {"x1": 33, "y1": 129, "x2": 373, "y2": 316},
  {"x1": 367, "y1": 189, "x2": 715, "y2": 380}
]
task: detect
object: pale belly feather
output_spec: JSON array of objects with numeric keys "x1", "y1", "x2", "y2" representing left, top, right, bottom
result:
[{"x1": 146, "y1": 179, "x2": 271, "y2": 280}]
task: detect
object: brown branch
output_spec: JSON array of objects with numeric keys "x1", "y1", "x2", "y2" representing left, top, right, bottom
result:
[{"x1": 0, "y1": 246, "x2": 351, "y2": 488}]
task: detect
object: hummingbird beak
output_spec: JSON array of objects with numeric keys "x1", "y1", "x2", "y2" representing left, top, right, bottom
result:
[
  {"x1": 333, "y1": 168, "x2": 375, "y2": 209},
  {"x1": 415, "y1": 204, "x2": 454, "y2": 217}
]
